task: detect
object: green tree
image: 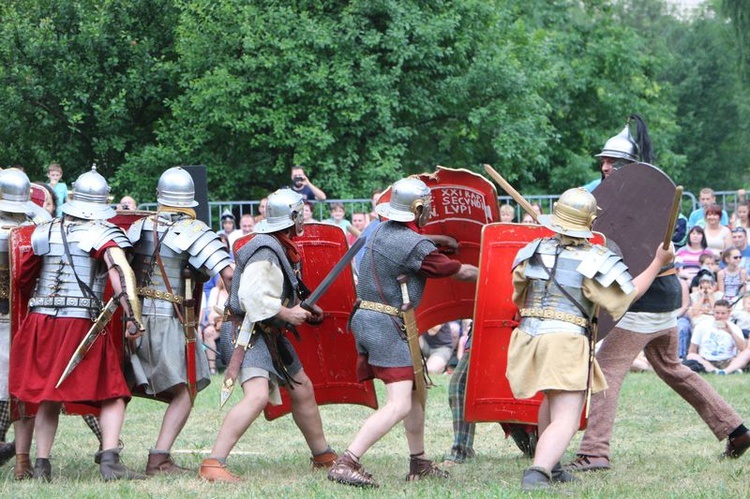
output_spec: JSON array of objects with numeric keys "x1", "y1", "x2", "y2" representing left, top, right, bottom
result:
[{"x1": 0, "y1": 0, "x2": 180, "y2": 190}]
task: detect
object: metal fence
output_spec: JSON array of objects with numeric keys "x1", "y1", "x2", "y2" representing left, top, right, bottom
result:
[{"x1": 138, "y1": 189, "x2": 743, "y2": 231}]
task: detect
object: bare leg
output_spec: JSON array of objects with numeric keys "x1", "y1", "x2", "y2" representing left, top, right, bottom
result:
[
  {"x1": 347, "y1": 380, "x2": 412, "y2": 458},
  {"x1": 99, "y1": 398, "x2": 125, "y2": 451},
  {"x1": 288, "y1": 371, "x2": 328, "y2": 455},
  {"x1": 210, "y1": 377, "x2": 268, "y2": 459},
  {"x1": 426, "y1": 356, "x2": 448, "y2": 375},
  {"x1": 403, "y1": 390, "x2": 426, "y2": 455},
  {"x1": 154, "y1": 384, "x2": 192, "y2": 451},
  {"x1": 34, "y1": 401, "x2": 62, "y2": 458},
  {"x1": 532, "y1": 390, "x2": 585, "y2": 472}
]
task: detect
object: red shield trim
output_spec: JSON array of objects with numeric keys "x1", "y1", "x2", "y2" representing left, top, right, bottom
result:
[
  {"x1": 465, "y1": 223, "x2": 604, "y2": 427},
  {"x1": 263, "y1": 223, "x2": 377, "y2": 420},
  {"x1": 379, "y1": 167, "x2": 499, "y2": 330},
  {"x1": 593, "y1": 162, "x2": 676, "y2": 336}
]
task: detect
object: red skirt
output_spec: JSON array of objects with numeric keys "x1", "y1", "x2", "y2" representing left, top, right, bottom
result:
[{"x1": 10, "y1": 313, "x2": 130, "y2": 409}]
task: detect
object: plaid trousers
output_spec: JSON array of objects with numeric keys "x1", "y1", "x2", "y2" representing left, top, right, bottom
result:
[{"x1": 443, "y1": 351, "x2": 476, "y2": 462}]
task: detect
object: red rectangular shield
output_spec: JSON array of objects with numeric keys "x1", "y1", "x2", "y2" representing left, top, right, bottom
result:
[
  {"x1": 465, "y1": 223, "x2": 604, "y2": 427},
  {"x1": 263, "y1": 223, "x2": 378, "y2": 420}
]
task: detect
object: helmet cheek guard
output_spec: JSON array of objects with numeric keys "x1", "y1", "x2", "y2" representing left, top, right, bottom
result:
[{"x1": 411, "y1": 195, "x2": 432, "y2": 228}]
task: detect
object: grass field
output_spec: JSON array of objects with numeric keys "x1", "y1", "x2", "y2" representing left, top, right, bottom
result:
[{"x1": 2, "y1": 370, "x2": 750, "y2": 497}]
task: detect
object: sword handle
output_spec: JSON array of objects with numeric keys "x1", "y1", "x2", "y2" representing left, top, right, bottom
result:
[{"x1": 397, "y1": 274, "x2": 411, "y2": 311}]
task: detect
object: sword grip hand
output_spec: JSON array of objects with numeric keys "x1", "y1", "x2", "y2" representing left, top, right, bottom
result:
[
  {"x1": 276, "y1": 304, "x2": 311, "y2": 326},
  {"x1": 125, "y1": 320, "x2": 143, "y2": 339},
  {"x1": 304, "y1": 304, "x2": 324, "y2": 325}
]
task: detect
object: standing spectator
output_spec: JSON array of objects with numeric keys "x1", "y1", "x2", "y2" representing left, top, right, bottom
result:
[
  {"x1": 229, "y1": 214, "x2": 255, "y2": 248},
  {"x1": 366, "y1": 189, "x2": 383, "y2": 226},
  {"x1": 521, "y1": 212, "x2": 536, "y2": 224},
  {"x1": 302, "y1": 200, "x2": 318, "y2": 224},
  {"x1": 500, "y1": 204, "x2": 515, "y2": 223},
  {"x1": 703, "y1": 204, "x2": 732, "y2": 257},
  {"x1": 686, "y1": 300, "x2": 745, "y2": 373},
  {"x1": 731, "y1": 199, "x2": 749, "y2": 233},
  {"x1": 254, "y1": 197, "x2": 268, "y2": 222},
  {"x1": 676, "y1": 226, "x2": 712, "y2": 281},
  {"x1": 731, "y1": 227, "x2": 750, "y2": 273},
  {"x1": 324, "y1": 202, "x2": 352, "y2": 234},
  {"x1": 687, "y1": 188, "x2": 730, "y2": 229},
  {"x1": 117, "y1": 196, "x2": 137, "y2": 211},
  {"x1": 677, "y1": 277, "x2": 692, "y2": 358},
  {"x1": 218, "y1": 210, "x2": 239, "y2": 241},
  {"x1": 348, "y1": 212, "x2": 367, "y2": 246},
  {"x1": 672, "y1": 213, "x2": 689, "y2": 249},
  {"x1": 46, "y1": 163, "x2": 68, "y2": 217},
  {"x1": 717, "y1": 247, "x2": 748, "y2": 303},
  {"x1": 419, "y1": 322, "x2": 459, "y2": 375},
  {"x1": 289, "y1": 166, "x2": 326, "y2": 201}
]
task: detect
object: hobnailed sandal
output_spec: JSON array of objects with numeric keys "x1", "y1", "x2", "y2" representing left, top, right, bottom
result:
[
  {"x1": 327, "y1": 451, "x2": 378, "y2": 488},
  {"x1": 406, "y1": 454, "x2": 450, "y2": 482},
  {"x1": 564, "y1": 454, "x2": 611, "y2": 472}
]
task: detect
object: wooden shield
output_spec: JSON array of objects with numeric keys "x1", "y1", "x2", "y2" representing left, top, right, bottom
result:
[
  {"x1": 465, "y1": 223, "x2": 604, "y2": 427},
  {"x1": 261, "y1": 223, "x2": 377, "y2": 420},
  {"x1": 592, "y1": 162, "x2": 676, "y2": 336},
  {"x1": 379, "y1": 166, "x2": 499, "y2": 330}
]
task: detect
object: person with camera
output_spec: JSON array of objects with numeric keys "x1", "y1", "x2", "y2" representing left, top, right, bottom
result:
[{"x1": 289, "y1": 166, "x2": 326, "y2": 201}]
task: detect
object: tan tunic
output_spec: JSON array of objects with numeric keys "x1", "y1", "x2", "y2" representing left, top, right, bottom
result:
[{"x1": 506, "y1": 260, "x2": 637, "y2": 399}]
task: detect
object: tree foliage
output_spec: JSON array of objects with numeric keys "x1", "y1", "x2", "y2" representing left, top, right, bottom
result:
[{"x1": 0, "y1": 0, "x2": 746, "y2": 203}]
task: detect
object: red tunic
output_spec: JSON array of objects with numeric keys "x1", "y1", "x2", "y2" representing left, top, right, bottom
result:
[{"x1": 9, "y1": 242, "x2": 130, "y2": 413}]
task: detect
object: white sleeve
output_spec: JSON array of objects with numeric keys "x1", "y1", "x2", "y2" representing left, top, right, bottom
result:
[{"x1": 237, "y1": 259, "x2": 284, "y2": 322}]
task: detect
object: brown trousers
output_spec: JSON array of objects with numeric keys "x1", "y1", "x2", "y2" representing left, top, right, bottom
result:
[{"x1": 578, "y1": 325, "x2": 743, "y2": 459}]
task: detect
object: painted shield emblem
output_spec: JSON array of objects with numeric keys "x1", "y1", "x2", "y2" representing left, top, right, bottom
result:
[
  {"x1": 379, "y1": 166, "x2": 499, "y2": 330},
  {"x1": 465, "y1": 223, "x2": 604, "y2": 426},
  {"x1": 263, "y1": 223, "x2": 378, "y2": 420}
]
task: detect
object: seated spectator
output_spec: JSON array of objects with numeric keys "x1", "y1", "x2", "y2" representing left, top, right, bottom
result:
[
  {"x1": 687, "y1": 187, "x2": 730, "y2": 229},
  {"x1": 521, "y1": 212, "x2": 536, "y2": 224},
  {"x1": 676, "y1": 277, "x2": 692, "y2": 359},
  {"x1": 419, "y1": 321, "x2": 459, "y2": 374},
  {"x1": 689, "y1": 272, "x2": 724, "y2": 326},
  {"x1": 500, "y1": 204, "x2": 515, "y2": 223},
  {"x1": 717, "y1": 247, "x2": 748, "y2": 304},
  {"x1": 672, "y1": 213, "x2": 688, "y2": 249},
  {"x1": 324, "y1": 202, "x2": 352, "y2": 234},
  {"x1": 303, "y1": 200, "x2": 318, "y2": 224},
  {"x1": 730, "y1": 294, "x2": 750, "y2": 338},
  {"x1": 686, "y1": 299, "x2": 746, "y2": 373},
  {"x1": 703, "y1": 203, "x2": 732, "y2": 257},
  {"x1": 676, "y1": 226, "x2": 712, "y2": 281},
  {"x1": 689, "y1": 254, "x2": 720, "y2": 293}
]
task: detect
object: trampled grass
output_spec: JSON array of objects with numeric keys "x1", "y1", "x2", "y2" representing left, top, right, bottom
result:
[{"x1": 2, "y1": 371, "x2": 750, "y2": 497}]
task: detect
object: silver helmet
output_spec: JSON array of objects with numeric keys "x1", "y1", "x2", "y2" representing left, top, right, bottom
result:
[
  {"x1": 538, "y1": 187, "x2": 598, "y2": 238},
  {"x1": 157, "y1": 166, "x2": 199, "y2": 208},
  {"x1": 376, "y1": 177, "x2": 432, "y2": 227},
  {"x1": 0, "y1": 168, "x2": 49, "y2": 219},
  {"x1": 61, "y1": 166, "x2": 115, "y2": 220},
  {"x1": 595, "y1": 124, "x2": 638, "y2": 162},
  {"x1": 254, "y1": 188, "x2": 304, "y2": 235}
]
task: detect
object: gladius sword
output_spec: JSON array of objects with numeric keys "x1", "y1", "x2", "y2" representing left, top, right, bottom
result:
[
  {"x1": 55, "y1": 297, "x2": 119, "y2": 388},
  {"x1": 219, "y1": 236, "x2": 366, "y2": 408},
  {"x1": 397, "y1": 274, "x2": 428, "y2": 409}
]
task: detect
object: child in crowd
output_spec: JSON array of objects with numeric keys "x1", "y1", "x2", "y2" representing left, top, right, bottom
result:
[
  {"x1": 500, "y1": 204, "x2": 515, "y2": 223},
  {"x1": 324, "y1": 202, "x2": 352, "y2": 233},
  {"x1": 717, "y1": 247, "x2": 748, "y2": 303},
  {"x1": 46, "y1": 163, "x2": 67, "y2": 217},
  {"x1": 689, "y1": 273, "x2": 724, "y2": 326}
]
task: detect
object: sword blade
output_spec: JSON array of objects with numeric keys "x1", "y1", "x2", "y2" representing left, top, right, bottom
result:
[
  {"x1": 301, "y1": 237, "x2": 365, "y2": 312},
  {"x1": 55, "y1": 297, "x2": 119, "y2": 388}
]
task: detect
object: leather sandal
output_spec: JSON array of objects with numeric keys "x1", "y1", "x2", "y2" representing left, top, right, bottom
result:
[
  {"x1": 721, "y1": 430, "x2": 750, "y2": 459},
  {"x1": 564, "y1": 454, "x2": 611, "y2": 472},
  {"x1": 406, "y1": 455, "x2": 449, "y2": 481},
  {"x1": 521, "y1": 466, "x2": 551, "y2": 491},
  {"x1": 199, "y1": 458, "x2": 242, "y2": 483},
  {"x1": 327, "y1": 452, "x2": 378, "y2": 488},
  {"x1": 146, "y1": 452, "x2": 192, "y2": 475},
  {"x1": 14, "y1": 453, "x2": 33, "y2": 480}
]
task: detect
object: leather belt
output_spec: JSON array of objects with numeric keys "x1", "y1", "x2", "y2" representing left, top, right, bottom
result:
[
  {"x1": 29, "y1": 296, "x2": 101, "y2": 310},
  {"x1": 137, "y1": 287, "x2": 183, "y2": 304},
  {"x1": 519, "y1": 307, "x2": 588, "y2": 327},
  {"x1": 358, "y1": 300, "x2": 402, "y2": 317}
]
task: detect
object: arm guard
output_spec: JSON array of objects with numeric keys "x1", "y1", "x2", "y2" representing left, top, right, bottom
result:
[{"x1": 105, "y1": 246, "x2": 144, "y2": 331}]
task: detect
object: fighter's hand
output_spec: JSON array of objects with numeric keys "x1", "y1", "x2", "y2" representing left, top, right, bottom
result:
[
  {"x1": 277, "y1": 305, "x2": 311, "y2": 326},
  {"x1": 654, "y1": 242, "x2": 675, "y2": 266},
  {"x1": 306, "y1": 304, "x2": 325, "y2": 325},
  {"x1": 125, "y1": 320, "x2": 144, "y2": 340}
]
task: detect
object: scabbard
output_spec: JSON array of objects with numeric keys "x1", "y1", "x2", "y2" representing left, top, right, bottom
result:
[
  {"x1": 402, "y1": 308, "x2": 427, "y2": 409},
  {"x1": 183, "y1": 296, "x2": 198, "y2": 403},
  {"x1": 220, "y1": 316, "x2": 251, "y2": 408}
]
